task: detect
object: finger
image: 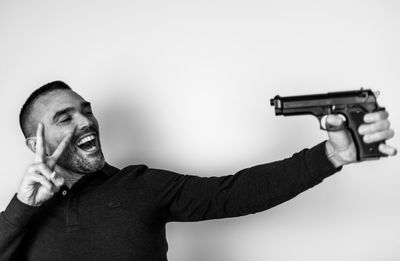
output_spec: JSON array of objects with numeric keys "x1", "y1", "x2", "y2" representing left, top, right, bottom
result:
[
  {"x1": 378, "y1": 143, "x2": 398, "y2": 156},
  {"x1": 326, "y1": 115, "x2": 352, "y2": 150},
  {"x1": 358, "y1": 119, "x2": 390, "y2": 135},
  {"x1": 28, "y1": 173, "x2": 54, "y2": 192},
  {"x1": 364, "y1": 110, "x2": 389, "y2": 123},
  {"x1": 50, "y1": 171, "x2": 65, "y2": 188},
  {"x1": 363, "y1": 129, "x2": 395, "y2": 143},
  {"x1": 35, "y1": 123, "x2": 46, "y2": 163},
  {"x1": 33, "y1": 163, "x2": 63, "y2": 189},
  {"x1": 54, "y1": 165, "x2": 68, "y2": 188},
  {"x1": 33, "y1": 163, "x2": 54, "y2": 182},
  {"x1": 326, "y1": 114, "x2": 345, "y2": 127},
  {"x1": 51, "y1": 129, "x2": 75, "y2": 162}
]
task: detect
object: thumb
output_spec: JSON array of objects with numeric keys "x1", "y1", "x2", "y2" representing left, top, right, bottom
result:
[
  {"x1": 326, "y1": 114, "x2": 352, "y2": 150},
  {"x1": 54, "y1": 164, "x2": 69, "y2": 183}
]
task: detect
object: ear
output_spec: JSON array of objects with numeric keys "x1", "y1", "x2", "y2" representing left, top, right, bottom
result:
[{"x1": 26, "y1": 137, "x2": 37, "y2": 153}]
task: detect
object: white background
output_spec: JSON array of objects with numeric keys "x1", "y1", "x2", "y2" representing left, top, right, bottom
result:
[{"x1": 1, "y1": 0, "x2": 399, "y2": 260}]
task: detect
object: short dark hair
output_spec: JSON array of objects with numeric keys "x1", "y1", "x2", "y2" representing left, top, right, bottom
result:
[{"x1": 19, "y1": 81, "x2": 72, "y2": 138}]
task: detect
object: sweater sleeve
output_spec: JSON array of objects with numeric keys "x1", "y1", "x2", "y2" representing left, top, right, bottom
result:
[
  {"x1": 0, "y1": 195, "x2": 42, "y2": 261},
  {"x1": 143, "y1": 141, "x2": 342, "y2": 222}
]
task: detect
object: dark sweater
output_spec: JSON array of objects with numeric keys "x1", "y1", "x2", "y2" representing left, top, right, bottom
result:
[{"x1": 0, "y1": 142, "x2": 340, "y2": 261}]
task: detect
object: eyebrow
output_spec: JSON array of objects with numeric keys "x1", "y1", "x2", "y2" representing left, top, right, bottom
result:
[{"x1": 53, "y1": 101, "x2": 92, "y2": 122}]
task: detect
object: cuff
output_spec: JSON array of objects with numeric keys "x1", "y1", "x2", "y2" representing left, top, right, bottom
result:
[
  {"x1": 305, "y1": 141, "x2": 343, "y2": 180},
  {"x1": 2, "y1": 194, "x2": 42, "y2": 228}
]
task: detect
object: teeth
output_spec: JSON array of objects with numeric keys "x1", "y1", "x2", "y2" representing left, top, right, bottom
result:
[{"x1": 77, "y1": 135, "x2": 95, "y2": 146}]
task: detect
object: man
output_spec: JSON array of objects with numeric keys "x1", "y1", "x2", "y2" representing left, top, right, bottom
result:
[{"x1": 0, "y1": 81, "x2": 396, "y2": 261}]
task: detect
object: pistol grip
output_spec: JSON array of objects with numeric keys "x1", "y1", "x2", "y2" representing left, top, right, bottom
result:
[{"x1": 347, "y1": 108, "x2": 387, "y2": 161}]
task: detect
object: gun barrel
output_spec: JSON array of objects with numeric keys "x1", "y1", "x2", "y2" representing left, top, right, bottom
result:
[{"x1": 270, "y1": 89, "x2": 377, "y2": 114}]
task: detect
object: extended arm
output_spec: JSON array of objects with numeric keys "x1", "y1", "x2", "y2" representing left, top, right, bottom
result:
[
  {"x1": 144, "y1": 111, "x2": 395, "y2": 222},
  {"x1": 144, "y1": 142, "x2": 339, "y2": 222}
]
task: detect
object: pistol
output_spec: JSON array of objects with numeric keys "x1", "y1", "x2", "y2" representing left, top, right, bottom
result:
[{"x1": 270, "y1": 88, "x2": 387, "y2": 161}]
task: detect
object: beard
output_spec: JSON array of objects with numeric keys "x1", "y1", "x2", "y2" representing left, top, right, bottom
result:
[
  {"x1": 58, "y1": 146, "x2": 105, "y2": 174},
  {"x1": 55, "y1": 134, "x2": 105, "y2": 174}
]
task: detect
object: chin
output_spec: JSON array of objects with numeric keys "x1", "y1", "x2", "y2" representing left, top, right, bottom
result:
[
  {"x1": 77, "y1": 154, "x2": 106, "y2": 174},
  {"x1": 59, "y1": 148, "x2": 106, "y2": 174}
]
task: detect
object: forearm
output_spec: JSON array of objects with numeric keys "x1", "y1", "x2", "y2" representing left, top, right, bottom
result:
[
  {"x1": 0, "y1": 195, "x2": 41, "y2": 261},
  {"x1": 216, "y1": 141, "x2": 341, "y2": 218}
]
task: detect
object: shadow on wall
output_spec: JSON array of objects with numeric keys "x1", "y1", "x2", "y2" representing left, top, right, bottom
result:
[
  {"x1": 96, "y1": 87, "x2": 246, "y2": 261},
  {"x1": 167, "y1": 220, "x2": 246, "y2": 261},
  {"x1": 95, "y1": 88, "x2": 160, "y2": 168}
]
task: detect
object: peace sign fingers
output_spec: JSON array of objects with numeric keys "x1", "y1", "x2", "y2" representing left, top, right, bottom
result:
[
  {"x1": 34, "y1": 123, "x2": 76, "y2": 169},
  {"x1": 51, "y1": 128, "x2": 75, "y2": 163},
  {"x1": 35, "y1": 123, "x2": 46, "y2": 163}
]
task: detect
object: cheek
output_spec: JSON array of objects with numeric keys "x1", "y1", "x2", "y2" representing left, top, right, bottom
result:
[
  {"x1": 92, "y1": 117, "x2": 99, "y2": 129},
  {"x1": 45, "y1": 141, "x2": 58, "y2": 156},
  {"x1": 45, "y1": 131, "x2": 72, "y2": 154}
]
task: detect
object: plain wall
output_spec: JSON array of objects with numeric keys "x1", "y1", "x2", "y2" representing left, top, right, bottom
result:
[{"x1": 1, "y1": 0, "x2": 399, "y2": 260}]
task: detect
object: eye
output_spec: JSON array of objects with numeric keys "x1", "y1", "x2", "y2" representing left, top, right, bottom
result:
[{"x1": 59, "y1": 116, "x2": 71, "y2": 123}]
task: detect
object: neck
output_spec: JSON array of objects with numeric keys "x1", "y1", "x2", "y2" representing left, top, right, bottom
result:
[{"x1": 55, "y1": 165, "x2": 85, "y2": 188}]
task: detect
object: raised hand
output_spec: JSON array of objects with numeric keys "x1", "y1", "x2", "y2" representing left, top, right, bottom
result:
[{"x1": 17, "y1": 123, "x2": 74, "y2": 206}]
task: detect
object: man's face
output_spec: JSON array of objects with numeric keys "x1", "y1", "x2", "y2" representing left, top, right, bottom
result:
[{"x1": 31, "y1": 89, "x2": 105, "y2": 174}]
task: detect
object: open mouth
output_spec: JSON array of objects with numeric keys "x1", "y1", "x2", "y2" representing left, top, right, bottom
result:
[{"x1": 76, "y1": 134, "x2": 98, "y2": 153}]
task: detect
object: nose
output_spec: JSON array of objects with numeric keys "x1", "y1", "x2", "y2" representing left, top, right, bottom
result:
[{"x1": 75, "y1": 113, "x2": 93, "y2": 130}]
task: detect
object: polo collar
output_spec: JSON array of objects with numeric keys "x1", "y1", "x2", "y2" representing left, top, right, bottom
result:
[{"x1": 100, "y1": 162, "x2": 120, "y2": 178}]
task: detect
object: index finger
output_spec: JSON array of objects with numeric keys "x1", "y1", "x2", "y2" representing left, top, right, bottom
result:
[
  {"x1": 51, "y1": 128, "x2": 76, "y2": 162},
  {"x1": 35, "y1": 123, "x2": 46, "y2": 163}
]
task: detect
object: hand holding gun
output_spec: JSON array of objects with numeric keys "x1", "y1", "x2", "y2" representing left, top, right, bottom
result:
[{"x1": 270, "y1": 89, "x2": 396, "y2": 165}]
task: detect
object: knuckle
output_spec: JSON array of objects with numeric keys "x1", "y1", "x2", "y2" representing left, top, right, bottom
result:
[
  {"x1": 37, "y1": 174, "x2": 46, "y2": 182},
  {"x1": 26, "y1": 165, "x2": 34, "y2": 173},
  {"x1": 380, "y1": 131, "x2": 388, "y2": 140},
  {"x1": 26, "y1": 163, "x2": 40, "y2": 173},
  {"x1": 370, "y1": 120, "x2": 389, "y2": 132},
  {"x1": 383, "y1": 110, "x2": 389, "y2": 118},
  {"x1": 37, "y1": 163, "x2": 49, "y2": 173},
  {"x1": 46, "y1": 157, "x2": 55, "y2": 166},
  {"x1": 388, "y1": 129, "x2": 395, "y2": 138},
  {"x1": 381, "y1": 119, "x2": 390, "y2": 129},
  {"x1": 38, "y1": 162, "x2": 45, "y2": 169},
  {"x1": 46, "y1": 190, "x2": 55, "y2": 197},
  {"x1": 25, "y1": 172, "x2": 36, "y2": 180}
]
